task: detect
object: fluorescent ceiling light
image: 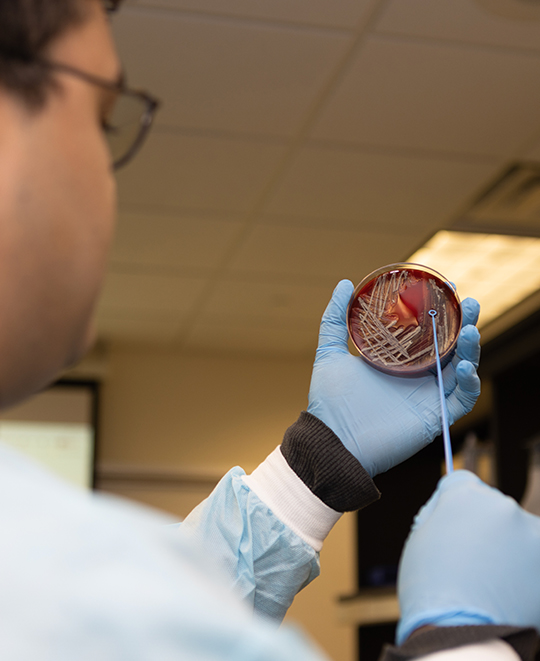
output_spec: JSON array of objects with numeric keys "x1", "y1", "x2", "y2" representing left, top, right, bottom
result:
[{"x1": 408, "y1": 230, "x2": 540, "y2": 328}]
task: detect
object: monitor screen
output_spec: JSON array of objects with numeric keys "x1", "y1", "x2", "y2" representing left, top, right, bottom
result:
[{"x1": 0, "y1": 383, "x2": 97, "y2": 489}]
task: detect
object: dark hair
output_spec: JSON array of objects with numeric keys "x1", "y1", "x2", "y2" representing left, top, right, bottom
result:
[{"x1": 0, "y1": 0, "x2": 120, "y2": 108}]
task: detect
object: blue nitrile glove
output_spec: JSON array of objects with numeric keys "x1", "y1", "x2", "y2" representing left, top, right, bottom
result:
[
  {"x1": 397, "y1": 470, "x2": 540, "y2": 644},
  {"x1": 307, "y1": 279, "x2": 481, "y2": 477}
]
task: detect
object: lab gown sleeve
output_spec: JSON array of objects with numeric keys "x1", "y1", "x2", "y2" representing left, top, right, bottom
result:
[
  {"x1": 179, "y1": 411, "x2": 380, "y2": 622},
  {"x1": 0, "y1": 438, "x2": 336, "y2": 661}
]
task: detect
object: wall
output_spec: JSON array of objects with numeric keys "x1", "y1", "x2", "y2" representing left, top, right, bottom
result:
[{"x1": 97, "y1": 344, "x2": 357, "y2": 661}]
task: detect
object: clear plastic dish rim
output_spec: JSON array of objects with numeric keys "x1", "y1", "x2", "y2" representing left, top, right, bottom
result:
[{"x1": 346, "y1": 262, "x2": 463, "y2": 377}]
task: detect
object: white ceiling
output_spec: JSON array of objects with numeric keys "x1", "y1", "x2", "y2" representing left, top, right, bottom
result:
[{"x1": 96, "y1": 0, "x2": 540, "y2": 356}]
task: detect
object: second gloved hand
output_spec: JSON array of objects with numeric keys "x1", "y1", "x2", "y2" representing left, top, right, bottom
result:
[
  {"x1": 307, "y1": 280, "x2": 481, "y2": 476},
  {"x1": 397, "y1": 470, "x2": 540, "y2": 643}
]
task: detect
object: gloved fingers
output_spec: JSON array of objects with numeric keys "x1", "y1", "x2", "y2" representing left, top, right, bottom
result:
[
  {"x1": 445, "y1": 329, "x2": 478, "y2": 393},
  {"x1": 454, "y1": 324, "x2": 481, "y2": 368},
  {"x1": 411, "y1": 470, "x2": 482, "y2": 530},
  {"x1": 440, "y1": 468, "x2": 482, "y2": 488},
  {"x1": 445, "y1": 360, "x2": 481, "y2": 423},
  {"x1": 442, "y1": 325, "x2": 480, "y2": 394},
  {"x1": 461, "y1": 297, "x2": 480, "y2": 328},
  {"x1": 316, "y1": 280, "x2": 354, "y2": 355}
]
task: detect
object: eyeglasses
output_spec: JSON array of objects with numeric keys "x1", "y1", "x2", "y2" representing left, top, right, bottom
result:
[{"x1": 42, "y1": 60, "x2": 160, "y2": 170}]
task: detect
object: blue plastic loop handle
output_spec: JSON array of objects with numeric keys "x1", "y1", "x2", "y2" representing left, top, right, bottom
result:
[{"x1": 429, "y1": 310, "x2": 453, "y2": 474}]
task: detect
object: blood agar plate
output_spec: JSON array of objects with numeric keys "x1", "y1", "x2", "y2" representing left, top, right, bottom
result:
[{"x1": 347, "y1": 263, "x2": 462, "y2": 377}]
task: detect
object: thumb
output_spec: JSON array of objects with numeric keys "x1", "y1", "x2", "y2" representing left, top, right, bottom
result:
[
  {"x1": 411, "y1": 470, "x2": 481, "y2": 530},
  {"x1": 317, "y1": 280, "x2": 354, "y2": 355}
]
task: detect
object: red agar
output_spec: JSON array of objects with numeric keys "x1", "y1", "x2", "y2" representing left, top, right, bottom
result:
[{"x1": 347, "y1": 264, "x2": 461, "y2": 377}]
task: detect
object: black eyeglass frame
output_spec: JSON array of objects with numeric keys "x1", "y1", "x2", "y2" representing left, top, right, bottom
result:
[{"x1": 40, "y1": 59, "x2": 160, "y2": 169}]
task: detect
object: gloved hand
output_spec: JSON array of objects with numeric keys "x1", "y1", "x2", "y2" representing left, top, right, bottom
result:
[
  {"x1": 307, "y1": 279, "x2": 481, "y2": 477},
  {"x1": 397, "y1": 470, "x2": 540, "y2": 644}
]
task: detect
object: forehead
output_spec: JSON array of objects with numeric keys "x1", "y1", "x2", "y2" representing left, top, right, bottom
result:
[{"x1": 48, "y1": 0, "x2": 121, "y2": 80}]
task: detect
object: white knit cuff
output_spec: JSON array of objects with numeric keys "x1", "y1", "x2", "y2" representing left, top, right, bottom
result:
[
  {"x1": 242, "y1": 446, "x2": 342, "y2": 551},
  {"x1": 417, "y1": 640, "x2": 519, "y2": 661}
]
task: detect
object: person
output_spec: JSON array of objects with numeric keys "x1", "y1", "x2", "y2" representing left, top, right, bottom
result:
[{"x1": 0, "y1": 1, "x2": 508, "y2": 659}]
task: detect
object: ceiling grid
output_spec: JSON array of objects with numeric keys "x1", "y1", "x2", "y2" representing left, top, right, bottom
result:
[{"x1": 96, "y1": 0, "x2": 540, "y2": 355}]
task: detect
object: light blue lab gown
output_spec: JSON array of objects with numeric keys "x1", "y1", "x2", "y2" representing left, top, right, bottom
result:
[{"x1": 0, "y1": 442, "x2": 327, "y2": 660}]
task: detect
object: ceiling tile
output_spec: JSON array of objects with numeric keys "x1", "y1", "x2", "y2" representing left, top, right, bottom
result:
[
  {"x1": 264, "y1": 145, "x2": 496, "y2": 228},
  {"x1": 228, "y1": 224, "x2": 424, "y2": 284},
  {"x1": 97, "y1": 271, "x2": 207, "y2": 315},
  {"x1": 375, "y1": 0, "x2": 540, "y2": 52},
  {"x1": 110, "y1": 211, "x2": 243, "y2": 272},
  {"x1": 115, "y1": 131, "x2": 286, "y2": 213},
  {"x1": 198, "y1": 280, "x2": 335, "y2": 325},
  {"x1": 130, "y1": 0, "x2": 379, "y2": 30},
  {"x1": 185, "y1": 319, "x2": 319, "y2": 356},
  {"x1": 310, "y1": 37, "x2": 540, "y2": 156},
  {"x1": 113, "y1": 9, "x2": 352, "y2": 136}
]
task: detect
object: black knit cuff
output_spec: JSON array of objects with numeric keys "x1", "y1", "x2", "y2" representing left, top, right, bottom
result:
[
  {"x1": 280, "y1": 411, "x2": 380, "y2": 512},
  {"x1": 379, "y1": 626, "x2": 539, "y2": 661}
]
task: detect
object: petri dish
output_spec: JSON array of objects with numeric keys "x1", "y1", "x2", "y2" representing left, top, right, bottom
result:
[{"x1": 347, "y1": 263, "x2": 462, "y2": 377}]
